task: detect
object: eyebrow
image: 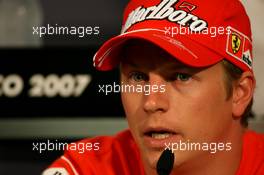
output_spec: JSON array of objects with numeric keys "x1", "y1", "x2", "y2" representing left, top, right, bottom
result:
[
  {"x1": 164, "y1": 63, "x2": 189, "y2": 70},
  {"x1": 165, "y1": 64, "x2": 202, "y2": 75},
  {"x1": 121, "y1": 59, "x2": 141, "y2": 68},
  {"x1": 121, "y1": 57, "x2": 197, "y2": 72}
]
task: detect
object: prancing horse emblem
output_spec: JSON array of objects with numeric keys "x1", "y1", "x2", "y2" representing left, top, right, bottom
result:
[{"x1": 231, "y1": 33, "x2": 241, "y2": 54}]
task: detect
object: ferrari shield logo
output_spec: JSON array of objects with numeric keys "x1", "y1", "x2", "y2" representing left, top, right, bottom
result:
[
  {"x1": 231, "y1": 33, "x2": 241, "y2": 54},
  {"x1": 226, "y1": 26, "x2": 253, "y2": 69}
]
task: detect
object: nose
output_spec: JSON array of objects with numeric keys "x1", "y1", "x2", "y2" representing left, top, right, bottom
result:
[{"x1": 143, "y1": 73, "x2": 169, "y2": 114}]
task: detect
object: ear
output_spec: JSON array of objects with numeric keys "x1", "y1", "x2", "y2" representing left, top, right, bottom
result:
[{"x1": 232, "y1": 71, "x2": 255, "y2": 118}]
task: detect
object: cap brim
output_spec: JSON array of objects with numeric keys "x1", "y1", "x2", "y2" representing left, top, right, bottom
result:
[{"x1": 93, "y1": 29, "x2": 223, "y2": 71}]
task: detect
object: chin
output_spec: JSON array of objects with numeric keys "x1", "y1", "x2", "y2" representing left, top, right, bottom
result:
[
  {"x1": 142, "y1": 147, "x2": 196, "y2": 175},
  {"x1": 142, "y1": 147, "x2": 164, "y2": 170}
]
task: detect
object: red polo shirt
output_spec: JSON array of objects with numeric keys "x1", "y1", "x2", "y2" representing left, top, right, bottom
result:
[{"x1": 42, "y1": 130, "x2": 264, "y2": 175}]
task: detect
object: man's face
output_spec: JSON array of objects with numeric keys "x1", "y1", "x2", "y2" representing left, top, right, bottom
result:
[{"x1": 120, "y1": 40, "x2": 234, "y2": 172}]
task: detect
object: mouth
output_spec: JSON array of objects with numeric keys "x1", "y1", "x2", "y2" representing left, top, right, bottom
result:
[
  {"x1": 145, "y1": 130, "x2": 176, "y2": 139},
  {"x1": 142, "y1": 127, "x2": 181, "y2": 149}
]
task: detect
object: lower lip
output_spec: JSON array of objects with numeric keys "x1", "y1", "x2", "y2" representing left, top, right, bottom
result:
[{"x1": 143, "y1": 134, "x2": 182, "y2": 149}]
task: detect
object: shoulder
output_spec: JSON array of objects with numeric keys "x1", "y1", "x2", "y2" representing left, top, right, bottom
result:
[
  {"x1": 247, "y1": 130, "x2": 264, "y2": 174},
  {"x1": 70, "y1": 128, "x2": 136, "y2": 154},
  {"x1": 42, "y1": 129, "x2": 143, "y2": 175},
  {"x1": 237, "y1": 130, "x2": 264, "y2": 175},
  {"x1": 243, "y1": 130, "x2": 264, "y2": 148}
]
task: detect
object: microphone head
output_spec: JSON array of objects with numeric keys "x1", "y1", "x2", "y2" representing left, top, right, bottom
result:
[{"x1": 156, "y1": 149, "x2": 175, "y2": 175}]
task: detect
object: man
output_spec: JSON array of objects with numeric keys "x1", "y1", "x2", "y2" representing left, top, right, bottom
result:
[{"x1": 43, "y1": 0, "x2": 264, "y2": 174}]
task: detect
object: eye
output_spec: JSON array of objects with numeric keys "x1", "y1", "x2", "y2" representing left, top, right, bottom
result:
[
  {"x1": 129, "y1": 71, "x2": 147, "y2": 82},
  {"x1": 175, "y1": 73, "x2": 191, "y2": 81}
]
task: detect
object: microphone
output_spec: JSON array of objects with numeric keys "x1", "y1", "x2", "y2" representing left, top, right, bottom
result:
[{"x1": 156, "y1": 149, "x2": 174, "y2": 175}]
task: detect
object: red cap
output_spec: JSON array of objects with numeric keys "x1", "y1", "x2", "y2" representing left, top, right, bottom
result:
[{"x1": 93, "y1": 0, "x2": 253, "y2": 72}]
